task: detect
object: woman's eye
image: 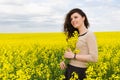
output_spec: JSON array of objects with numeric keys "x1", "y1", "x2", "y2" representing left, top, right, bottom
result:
[
  {"x1": 70, "y1": 16, "x2": 78, "y2": 21},
  {"x1": 74, "y1": 16, "x2": 77, "y2": 18}
]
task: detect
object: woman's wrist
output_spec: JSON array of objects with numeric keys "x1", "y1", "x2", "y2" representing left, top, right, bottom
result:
[{"x1": 73, "y1": 54, "x2": 76, "y2": 59}]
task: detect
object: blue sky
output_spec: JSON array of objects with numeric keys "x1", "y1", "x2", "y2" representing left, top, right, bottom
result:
[{"x1": 0, "y1": 0, "x2": 120, "y2": 33}]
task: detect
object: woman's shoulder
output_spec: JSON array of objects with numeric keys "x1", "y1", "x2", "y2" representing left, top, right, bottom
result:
[{"x1": 86, "y1": 31, "x2": 96, "y2": 38}]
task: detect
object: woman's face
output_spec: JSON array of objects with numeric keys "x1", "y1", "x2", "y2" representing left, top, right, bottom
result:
[{"x1": 70, "y1": 12, "x2": 85, "y2": 29}]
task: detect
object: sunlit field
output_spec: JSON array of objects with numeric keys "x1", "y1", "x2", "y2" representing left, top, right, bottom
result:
[{"x1": 0, "y1": 32, "x2": 120, "y2": 80}]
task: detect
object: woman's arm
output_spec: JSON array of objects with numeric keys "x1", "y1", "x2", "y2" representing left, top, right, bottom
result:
[{"x1": 64, "y1": 32, "x2": 98, "y2": 62}]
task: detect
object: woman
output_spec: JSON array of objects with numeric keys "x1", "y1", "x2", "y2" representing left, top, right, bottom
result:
[{"x1": 60, "y1": 8, "x2": 98, "y2": 80}]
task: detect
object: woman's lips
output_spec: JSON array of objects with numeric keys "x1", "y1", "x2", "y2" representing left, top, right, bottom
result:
[{"x1": 73, "y1": 22, "x2": 77, "y2": 26}]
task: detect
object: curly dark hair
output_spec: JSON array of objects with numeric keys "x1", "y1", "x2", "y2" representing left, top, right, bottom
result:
[{"x1": 64, "y1": 8, "x2": 89, "y2": 40}]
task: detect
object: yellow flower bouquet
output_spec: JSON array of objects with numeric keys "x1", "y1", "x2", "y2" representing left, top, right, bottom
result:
[{"x1": 64, "y1": 31, "x2": 80, "y2": 64}]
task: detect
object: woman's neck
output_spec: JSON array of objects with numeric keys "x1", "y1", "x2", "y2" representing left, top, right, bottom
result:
[{"x1": 78, "y1": 24, "x2": 88, "y2": 35}]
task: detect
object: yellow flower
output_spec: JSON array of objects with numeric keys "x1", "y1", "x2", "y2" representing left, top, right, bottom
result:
[
  {"x1": 67, "y1": 31, "x2": 79, "y2": 52},
  {"x1": 74, "y1": 49, "x2": 80, "y2": 54},
  {"x1": 70, "y1": 72, "x2": 78, "y2": 80}
]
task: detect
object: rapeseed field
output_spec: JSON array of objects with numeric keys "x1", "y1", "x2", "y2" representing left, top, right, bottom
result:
[{"x1": 0, "y1": 32, "x2": 120, "y2": 80}]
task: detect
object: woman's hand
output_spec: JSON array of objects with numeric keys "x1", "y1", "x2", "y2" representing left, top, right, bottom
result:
[
  {"x1": 64, "y1": 51, "x2": 74, "y2": 59},
  {"x1": 60, "y1": 61, "x2": 66, "y2": 70}
]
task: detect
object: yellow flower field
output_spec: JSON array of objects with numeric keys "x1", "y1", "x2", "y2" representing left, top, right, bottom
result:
[{"x1": 0, "y1": 32, "x2": 120, "y2": 80}]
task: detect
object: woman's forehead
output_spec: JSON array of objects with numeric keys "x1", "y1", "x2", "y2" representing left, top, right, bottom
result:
[{"x1": 71, "y1": 12, "x2": 81, "y2": 17}]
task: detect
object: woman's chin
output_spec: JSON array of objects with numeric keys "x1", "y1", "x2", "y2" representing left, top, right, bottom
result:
[{"x1": 73, "y1": 26, "x2": 78, "y2": 29}]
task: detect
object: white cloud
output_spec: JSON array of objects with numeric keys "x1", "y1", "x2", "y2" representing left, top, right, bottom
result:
[
  {"x1": 0, "y1": 0, "x2": 120, "y2": 32},
  {"x1": 24, "y1": 3, "x2": 53, "y2": 15},
  {"x1": 0, "y1": 3, "x2": 52, "y2": 15},
  {"x1": 85, "y1": 0, "x2": 113, "y2": 2}
]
